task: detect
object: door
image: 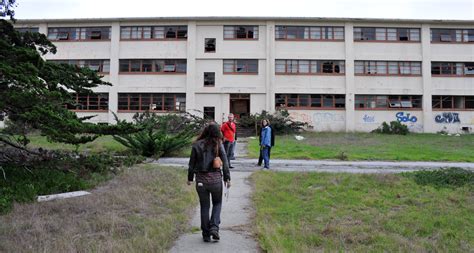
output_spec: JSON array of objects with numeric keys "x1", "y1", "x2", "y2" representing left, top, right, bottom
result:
[{"x1": 230, "y1": 94, "x2": 250, "y2": 119}]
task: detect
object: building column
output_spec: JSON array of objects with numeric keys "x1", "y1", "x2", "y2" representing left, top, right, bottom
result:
[
  {"x1": 344, "y1": 22, "x2": 356, "y2": 132},
  {"x1": 185, "y1": 21, "x2": 197, "y2": 115},
  {"x1": 266, "y1": 21, "x2": 276, "y2": 113},
  {"x1": 421, "y1": 24, "x2": 433, "y2": 133},
  {"x1": 108, "y1": 22, "x2": 120, "y2": 124}
]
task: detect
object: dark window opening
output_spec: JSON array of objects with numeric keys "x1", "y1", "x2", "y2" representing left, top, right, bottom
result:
[
  {"x1": 205, "y1": 38, "x2": 216, "y2": 53},
  {"x1": 204, "y1": 107, "x2": 215, "y2": 120},
  {"x1": 204, "y1": 72, "x2": 215, "y2": 86}
]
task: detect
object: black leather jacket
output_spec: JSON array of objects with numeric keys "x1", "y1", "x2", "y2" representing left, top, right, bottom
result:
[{"x1": 188, "y1": 139, "x2": 231, "y2": 182}]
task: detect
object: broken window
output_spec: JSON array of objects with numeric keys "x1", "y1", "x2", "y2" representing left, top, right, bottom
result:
[
  {"x1": 204, "y1": 72, "x2": 215, "y2": 87},
  {"x1": 355, "y1": 27, "x2": 420, "y2": 41},
  {"x1": 205, "y1": 38, "x2": 216, "y2": 53},
  {"x1": 203, "y1": 107, "x2": 215, "y2": 120},
  {"x1": 224, "y1": 59, "x2": 258, "y2": 74},
  {"x1": 276, "y1": 26, "x2": 344, "y2": 40},
  {"x1": 224, "y1": 26, "x2": 258, "y2": 39}
]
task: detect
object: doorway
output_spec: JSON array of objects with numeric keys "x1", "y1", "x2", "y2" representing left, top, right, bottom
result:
[{"x1": 230, "y1": 94, "x2": 250, "y2": 119}]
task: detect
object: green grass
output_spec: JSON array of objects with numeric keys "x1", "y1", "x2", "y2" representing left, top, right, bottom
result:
[
  {"x1": 27, "y1": 135, "x2": 128, "y2": 153},
  {"x1": 248, "y1": 132, "x2": 474, "y2": 162},
  {"x1": 251, "y1": 171, "x2": 474, "y2": 252}
]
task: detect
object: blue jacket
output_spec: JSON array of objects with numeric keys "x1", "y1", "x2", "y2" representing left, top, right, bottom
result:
[{"x1": 260, "y1": 126, "x2": 272, "y2": 147}]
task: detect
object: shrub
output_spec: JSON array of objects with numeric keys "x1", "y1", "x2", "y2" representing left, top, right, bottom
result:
[
  {"x1": 113, "y1": 112, "x2": 206, "y2": 157},
  {"x1": 238, "y1": 109, "x2": 308, "y2": 135},
  {"x1": 372, "y1": 121, "x2": 409, "y2": 135},
  {"x1": 406, "y1": 167, "x2": 474, "y2": 188}
]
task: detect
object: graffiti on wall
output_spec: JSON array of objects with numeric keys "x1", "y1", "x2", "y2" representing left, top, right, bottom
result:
[
  {"x1": 362, "y1": 114, "x2": 375, "y2": 123},
  {"x1": 290, "y1": 111, "x2": 345, "y2": 126},
  {"x1": 290, "y1": 112, "x2": 314, "y2": 126},
  {"x1": 435, "y1": 112, "x2": 460, "y2": 124},
  {"x1": 396, "y1": 112, "x2": 417, "y2": 123}
]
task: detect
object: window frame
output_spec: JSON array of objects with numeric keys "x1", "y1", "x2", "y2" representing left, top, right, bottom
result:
[
  {"x1": 275, "y1": 59, "x2": 345, "y2": 75},
  {"x1": 120, "y1": 26, "x2": 188, "y2": 40},
  {"x1": 67, "y1": 93, "x2": 109, "y2": 112},
  {"x1": 431, "y1": 62, "x2": 474, "y2": 77},
  {"x1": 204, "y1": 38, "x2": 216, "y2": 53},
  {"x1": 355, "y1": 95, "x2": 423, "y2": 110},
  {"x1": 117, "y1": 93, "x2": 186, "y2": 112},
  {"x1": 354, "y1": 61, "x2": 422, "y2": 76},
  {"x1": 431, "y1": 28, "x2": 474, "y2": 43},
  {"x1": 223, "y1": 25, "x2": 259, "y2": 40},
  {"x1": 119, "y1": 59, "x2": 187, "y2": 74},
  {"x1": 223, "y1": 59, "x2": 259, "y2": 74},
  {"x1": 47, "y1": 27, "x2": 111, "y2": 41},
  {"x1": 354, "y1": 27, "x2": 421, "y2": 42},
  {"x1": 275, "y1": 94, "x2": 346, "y2": 110},
  {"x1": 203, "y1": 106, "x2": 216, "y2": 120},
  {"x1": 275, "y1": 26, "x2": 344, "y2": 41},
  {"x1": 50, "y1": 59, "x2": 111, "y2": 74},
  {"x1": 432, "y1": 96, "x2": 474, "y2": 110},
  {"x1": 204, "y1": 72, "x2": 216, "y2": 87}
]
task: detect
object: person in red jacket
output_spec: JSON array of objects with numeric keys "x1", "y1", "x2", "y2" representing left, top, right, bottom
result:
[{"x1": 221, "y1": 113, "x2": 236, "y2": 168}]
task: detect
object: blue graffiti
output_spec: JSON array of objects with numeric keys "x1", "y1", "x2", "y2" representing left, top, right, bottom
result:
[
  {"x1": 435, "y1": 112, "x2": 460, "y2": 124},
  {"x1": 362, "y1": 114, "x2": 375, "y2": 123},
  {"x1": 396, "y1": 112, "x2": 417, "y2": 123}
]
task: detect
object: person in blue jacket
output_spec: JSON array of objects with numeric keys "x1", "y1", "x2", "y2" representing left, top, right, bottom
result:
[{"x1": 260, "y1": 119, "x2": 272, "y2": 169}]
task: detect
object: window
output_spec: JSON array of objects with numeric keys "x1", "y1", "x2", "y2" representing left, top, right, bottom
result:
[
  {"x1": 48, "y1": 27, "x2": 111, "y2": 41},
  {"x1": 119, "y1": 59, "x2": 186, "y2": 73},
  {"x1": 205, "y1": 38, "x2": 216, "y2": 53},
  {"x1": 118, "y1": 93, "x2": 186, "y2": 112},
  {"x1": 431, "y1": 29, "x2": 474, "y2": 43},
  {"x1": 355, "y1": 61, "x2": 421, "y2": 76},
  {"x1": 120, "y1": 26, "x2": 187, "y2": 40},
  {"x1": 431, "y1": 62, "x2": 474, "y2": 76},
  {"x1": 275, "y1": 60, "x2": 345, "y2": 74},
  {"x1": 355, "y1": 95, "x2": 422, "y2": 109},
  {"x1": 16, "y1": 27, "x2": 39, "y2": 33},
  {"x1": 223, "y1": 59, "x2": 258, "y2": 74},
  {"x1": 275, "y1": 94, "x2": 345, "y2": 109},
  {"x1": 204, "y1": 72, "x2": 215, "y2": 87},
  {"x1": 50, "y1": 59, "x2": 110, "y2": 73},
  {"x1": 354, "y1": 27, "x2": 420, "y2": 41},
  {"x1": 224, "y1": 26, "x2": 259, "y2": 39},
  {"x1": 275, "y1": 26, "x2": 344, "y2": 40},
  {"x1": 67, "y1": 93, "x2": 109, "y2": 111},
  {"x1": 432, "y1": 96, "x2": 474, "y2": 109},
  {"x1": 203, "y1": 107, "x2": 215, "y2": 120}
]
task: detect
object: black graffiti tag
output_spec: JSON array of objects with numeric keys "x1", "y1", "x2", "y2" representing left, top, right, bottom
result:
[{"x1": 435, "y1": 112, "x2": 461, "y2": 124}]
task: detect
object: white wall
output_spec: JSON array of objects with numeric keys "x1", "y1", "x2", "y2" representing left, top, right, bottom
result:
[
  {"x1": 274, "y1": 76, "x2": 346, "y2": 94},
  {"x1": 288, "y1": 110, "x2": 346, "y2": 132},
  {"x1": 354, "y1": 76, "x2": 423, "y2": 94},
  {"x1": 119, "y1": 41, "x2": 187, "y2": 59},
  {"x1": 431, "y1": 111, "x2": 474, "y2": 133}
]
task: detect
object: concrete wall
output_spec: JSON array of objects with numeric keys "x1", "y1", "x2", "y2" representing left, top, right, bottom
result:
[{"x1": 11, "y1": 17, "x2": 474, "y2": 133}]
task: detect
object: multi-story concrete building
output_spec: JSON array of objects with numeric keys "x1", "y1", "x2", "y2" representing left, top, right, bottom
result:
[{"x1": 11, "y1": 17, "x2": 474, "y2": 133}]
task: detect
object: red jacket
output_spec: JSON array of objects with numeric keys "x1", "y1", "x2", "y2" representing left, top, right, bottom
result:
[{"x1": 221, "y1": 121, "x2": 236, "y2": 142}]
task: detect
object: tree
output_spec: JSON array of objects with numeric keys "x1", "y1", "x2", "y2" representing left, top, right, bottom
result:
[
  {"x1": 113, "y1": 112, "x2": 206, "y2": 157},
  {"x1": 0, "y1": 16, "x2": 137, "y2": 157}
]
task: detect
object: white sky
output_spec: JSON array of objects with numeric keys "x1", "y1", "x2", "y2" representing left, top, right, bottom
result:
[{"x1": 11, "y1": 0, "x2": 474, "y2": 20}]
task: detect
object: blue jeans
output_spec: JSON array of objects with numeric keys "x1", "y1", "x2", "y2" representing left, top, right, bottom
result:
[
  {"x1": 262, "y1": 146, "x2": 270, "y2": 169},
  {"x1": 223, "y1": 140, "x2": 234, "y2": 166},
  {"x1": 196, "y1": 181, "x2": 223, "y2": 237}
]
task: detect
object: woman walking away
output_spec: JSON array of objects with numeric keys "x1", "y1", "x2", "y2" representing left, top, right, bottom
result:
[
  {"x1": 188, "y1": 123, "x2": 231, "y2": 242},
  {"x1": 260, "y1": 119, "x2": 272, "y2": 169}
]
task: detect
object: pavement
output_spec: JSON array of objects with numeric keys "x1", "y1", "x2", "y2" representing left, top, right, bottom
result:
[{"x1": 169, "y1": 139, "x2": 259, "y2": 253}]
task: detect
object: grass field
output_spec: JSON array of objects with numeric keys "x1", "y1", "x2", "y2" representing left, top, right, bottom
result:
[
  {"x1": 251, "y1": 171, "x2": 474, "y2": 252},
  {"x1": 0, "y1": 165, "x2": 197, "y2": 252},
  {"x1": 248, "y1": 132, "x2": 474, "y2": 162}
]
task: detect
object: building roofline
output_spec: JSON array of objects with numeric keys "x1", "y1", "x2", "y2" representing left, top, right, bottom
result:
[{"x1": 14, "y1": 16, "x2": 474, "y2": 25}]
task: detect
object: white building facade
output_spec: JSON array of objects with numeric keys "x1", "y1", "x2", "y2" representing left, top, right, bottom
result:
[{"x1": 12, "y1": 17, "x2": 474, "y2": 133}]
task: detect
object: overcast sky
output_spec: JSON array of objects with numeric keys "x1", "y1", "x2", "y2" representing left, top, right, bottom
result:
[{"x1": 11, "y1": 0, "x2": 474, "y2": 20}]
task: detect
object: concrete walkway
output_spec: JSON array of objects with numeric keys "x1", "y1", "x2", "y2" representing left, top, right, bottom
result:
[
  {"x1": 169, "y1": 139, "x2": 259, "y2": 253},
  {"x1": 157, "y1": 157, "x2": 474, "y2": 174}
]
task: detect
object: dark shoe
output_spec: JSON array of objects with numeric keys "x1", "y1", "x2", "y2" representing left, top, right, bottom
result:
[
  {"x1": 203, "y1": 236, "x2": 211, "y2": 242},
  {"x1": 210, "y1": 230, "x2": 220, "y2": 241},
  {"x1": 229, "y1": 166, "x2": 235, "y2": 169},
  {"x1": 256, "y1": 163, "x2": 261, "y2": 166},
  {"x1": 230, "y1": 157, "x2": 236, "y2": 160}
]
